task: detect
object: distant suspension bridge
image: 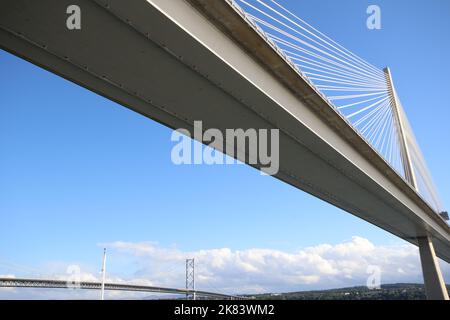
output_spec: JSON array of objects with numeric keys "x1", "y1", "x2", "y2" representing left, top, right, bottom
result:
[{"x1": 0, "y1": 254, "x2": 245, "y2": 300}]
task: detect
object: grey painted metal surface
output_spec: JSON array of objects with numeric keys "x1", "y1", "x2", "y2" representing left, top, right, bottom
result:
[{"x1": 0, "y1": 0, "x2": 449, "y2": 266}]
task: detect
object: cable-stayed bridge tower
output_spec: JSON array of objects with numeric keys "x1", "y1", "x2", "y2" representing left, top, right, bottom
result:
[{"x1": 384, "y1": 68, "x2": 448, "y2": 300}]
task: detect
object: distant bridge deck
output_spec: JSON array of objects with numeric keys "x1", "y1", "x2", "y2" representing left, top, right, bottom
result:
[{"x1": 0, "y1": 278, "x2": 244, "y2": 300}]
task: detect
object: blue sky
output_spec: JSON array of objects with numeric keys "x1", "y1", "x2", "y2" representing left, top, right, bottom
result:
[{"x1": 1, "y1": 0, "x2": 449, "y2": 296}]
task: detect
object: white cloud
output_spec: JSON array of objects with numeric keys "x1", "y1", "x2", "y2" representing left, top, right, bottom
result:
[
  {"x1": 104, "y1": 236, "x2": 450, "y2": 294},
  {"x1": 1, "y1": 236, "x2": 449, "y2": 299}
]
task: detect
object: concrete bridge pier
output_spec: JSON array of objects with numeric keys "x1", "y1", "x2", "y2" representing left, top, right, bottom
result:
[{"x1": 418, "y1": 236, "x2": 449, "y2": 300}]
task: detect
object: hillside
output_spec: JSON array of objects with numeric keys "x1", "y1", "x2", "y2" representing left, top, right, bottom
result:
[{"x1": 247, "y1": 283, "x2": 450, "y2": 300}]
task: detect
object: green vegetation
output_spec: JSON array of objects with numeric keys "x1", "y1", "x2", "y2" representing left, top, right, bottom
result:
[{"x1": 247, "y1": 283, "x2": 450, "y2": 300}]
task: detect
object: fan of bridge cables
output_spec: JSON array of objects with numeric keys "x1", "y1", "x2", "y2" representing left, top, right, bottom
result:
[{"x1": 229, "y1": 0, "x2": 444, "y2": 214}]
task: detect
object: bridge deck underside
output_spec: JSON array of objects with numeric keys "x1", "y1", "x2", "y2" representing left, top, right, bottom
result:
[{"x1": 0, "y1": 0, "x2": 449, "y2": 262}]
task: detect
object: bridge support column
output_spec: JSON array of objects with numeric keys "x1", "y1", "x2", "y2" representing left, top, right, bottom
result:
[{"x1": 417, "y1": 236, "x2": 449, "y2": 300}]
